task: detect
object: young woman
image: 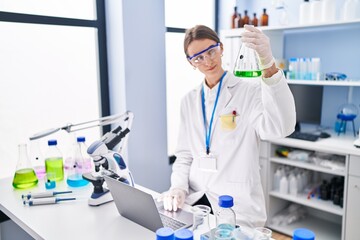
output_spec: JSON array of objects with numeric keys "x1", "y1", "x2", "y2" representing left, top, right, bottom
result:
[{"x1": 160, "y1": 24, "x2": 296, "y2": 227}]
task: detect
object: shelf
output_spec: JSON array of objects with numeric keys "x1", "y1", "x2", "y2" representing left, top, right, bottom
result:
[
  {"x1": 270, "y1": 157, "x2": 346, "y2": 176},
  {"x1": 268, "y1": 214, "x2": 341, "y2": 240},
  {"x1": 269, "y1": 191, "x2": 344, "y2": 216},
  {"x1": 287, "y1": 79, "x2": 360, "y2": 87},
  {"x1": 220, "y1": 19, "x2": 360, "y2": 36}
]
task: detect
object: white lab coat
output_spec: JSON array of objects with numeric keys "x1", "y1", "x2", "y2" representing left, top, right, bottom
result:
[{"x1": 171, "y1": 71, "x2": 296, "y2": 228}]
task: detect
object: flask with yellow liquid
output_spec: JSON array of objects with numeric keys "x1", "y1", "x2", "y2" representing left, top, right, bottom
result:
[{"x1": 12, "y1": 144, "x2": 38, "y2": 189}]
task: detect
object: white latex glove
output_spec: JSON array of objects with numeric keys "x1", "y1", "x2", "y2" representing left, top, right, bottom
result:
[
  {"x1": 158, "y1": 188, "x2": 186, "y2": 212},
  {"x1": 241, "y1": 24, "x2": 275, "y2": 69}
]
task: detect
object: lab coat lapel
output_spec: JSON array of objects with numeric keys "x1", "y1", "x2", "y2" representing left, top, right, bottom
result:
[{"x1": 195, "y1": 84, "x2": 205, "y2": 129}]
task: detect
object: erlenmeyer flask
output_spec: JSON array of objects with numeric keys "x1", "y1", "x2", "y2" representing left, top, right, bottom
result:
[
  {"x1": 12, "y1": 144, "x2": 38, "y2": 189},
  {"x1": 233, "y1": 41, "x2": 262, "y2": 78}
]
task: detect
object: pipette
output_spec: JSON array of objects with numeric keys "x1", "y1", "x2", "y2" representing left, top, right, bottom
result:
[
  {"x1": 22, "y1": 190, "x2": 73, "y2": 200},
  {"x1": 23, "y1": 197, "x2": 76, "y2": 206}
]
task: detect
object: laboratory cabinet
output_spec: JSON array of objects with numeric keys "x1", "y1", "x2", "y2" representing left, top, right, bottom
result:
[
  {"x1": 266, "y1": 141, "x2": 347, "y2": 240},
  {"x1": 345, "y1": 155, "x2": 360, "y2": 240}
]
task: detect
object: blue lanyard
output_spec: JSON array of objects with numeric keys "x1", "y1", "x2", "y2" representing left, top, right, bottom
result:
[{"x1": 201, "y1": 71, "x2": 227, "y2": 155}]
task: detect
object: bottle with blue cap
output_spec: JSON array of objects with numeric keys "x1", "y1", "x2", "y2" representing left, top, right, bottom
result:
[
  {"x1": 156, "y1": 227, "x2": 174, "y2": 240},
  {"x1": 174, "y1": 229, "x2": 193, "y2": 240},
  {"x1": 293, "y1": 228, "x2": 315, "y2": 240},
  {"x1": 216, "y1": 195, "x2": 236, "y2": 231},
  {"x1": 45, "y1": 139, "x2": 64, "y2": 181},
  {"x1": 66, "y1": 136, "x2": 91, "y2": 187}
]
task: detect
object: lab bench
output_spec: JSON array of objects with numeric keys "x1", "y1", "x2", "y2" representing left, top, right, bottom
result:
[{"x1": 0, "y1": 177, "x2": 159, "y2": 240}]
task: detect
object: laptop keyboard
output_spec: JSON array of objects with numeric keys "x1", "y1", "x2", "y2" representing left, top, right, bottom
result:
[
  {"x1": 160, "y1": 213, "x2": 186, "y2": 230},
  {"x1": 287, "y1": 131, "x2": 319, "y2": 142}
]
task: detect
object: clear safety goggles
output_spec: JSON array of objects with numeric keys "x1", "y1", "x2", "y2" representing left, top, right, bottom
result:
[{"x1": 187, "y1": 42, "x2": 221, "y2": 66}]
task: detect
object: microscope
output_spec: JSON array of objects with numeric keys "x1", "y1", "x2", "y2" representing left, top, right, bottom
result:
[
  {"x1": 29, "y1": 111, "x2": 135, "y2": 206},
  {"x1": 82, "y1": 111, "x2": 135, "y2": 206}
]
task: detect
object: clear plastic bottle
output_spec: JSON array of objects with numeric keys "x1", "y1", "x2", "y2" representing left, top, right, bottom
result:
[
  {"x1": 66, "y1": 136, "x2": 91, "y2": 187},
  {"x1": 289, "y1": 173, "x2": 298, "y2": 196},
  {"x1": 299, "y1": 0, "x2": 311, "y2": 25},
  {"x1": 273, "y1": 168, "x2": 282, "y2": 191},
  {"x1": 216, "y1": 195, "x2": 236, "y2": 231},
  {"x1": 45, "y1": 139, "x2": 64, "y2": 181},
  {"x1": 279, "y1": 175, "x2": 289, "y2": 194}
]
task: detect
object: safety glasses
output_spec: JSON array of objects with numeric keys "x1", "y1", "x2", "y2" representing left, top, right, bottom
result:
[{"x1": 187, "y1": 43, "x2": 221, "y2": 66}]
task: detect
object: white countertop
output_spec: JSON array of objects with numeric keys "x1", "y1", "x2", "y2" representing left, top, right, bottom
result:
[
  {"x1": 0, "y1": 177, "x2": 157, "y2": 240},
  {"x1": 270, "y1": 131, "x2": 360, "y2": 156}
]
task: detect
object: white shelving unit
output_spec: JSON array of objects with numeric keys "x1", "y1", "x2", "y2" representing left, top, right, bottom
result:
[
  {"x1": 220, "y1": 19, "x2": 360, "y2": 85},
  {"x1": 269, "y1": 191, "x2": 344, "y2": 216},
  {"x1": 270, "y1": 157, "x2": 346, "y2": 177},
  {"x1": 268, "y1": 141, "x2": 348, "y2": 240},
  {"x1": 287, "y1": 80, "x2": 360, "y2": 87}
]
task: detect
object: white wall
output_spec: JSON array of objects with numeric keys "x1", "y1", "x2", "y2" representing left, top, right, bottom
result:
[{"x1": 105, "y1": 0, "x2": 171, "y2": 192}]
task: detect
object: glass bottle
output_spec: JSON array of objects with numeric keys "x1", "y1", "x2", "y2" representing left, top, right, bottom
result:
[
  {"x1": 66, "y1": 136, "x2": 90, "y2": 187},
  {"x1": 215, "y1": 195, "x2": 236, "y2": 231},
  {"x1": 191, "y1": 205, "x2": 211, "y2": 240},
  {"x1": 231, "y1": 6, "x2": 239, "y2": 29},
  {"x1": 261, "y1": 8, "x2": 269, "y2": 26},
  {"x1": 77, "y1": 136, "x2": 93, "y2": 174},
  {"x1": 238, "y1": 13, "x2": 244, "y2": 28},
  {"x1": 45, "y1": 139, "x2": 64, "y2": 181},
  {"x1": 233, "y1": 36, "x2": 262, "y2": 78},
  {"x1": 251, "y1": 13, "x2": 258, "y2": 26},
  {"x1": 12, "y1": 144, "x2": 38, "y2": 189},
  {"x1": 242, "y1": 10, "x2": 250, "y2": 25}
]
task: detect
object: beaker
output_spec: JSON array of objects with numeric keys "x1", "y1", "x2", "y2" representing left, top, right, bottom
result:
[
  {"x1": 233, "y1": 39, "x2": 262, "y2": 78},
  {"x1": 191, "y1": 205, "x2": 211, "y2": 239},
  {"x1": 12, "y1": 144, "x2": 38, "y2": 189},
  {"x1": 254, "y1": 227, "x2": 272, "y2": 240}
]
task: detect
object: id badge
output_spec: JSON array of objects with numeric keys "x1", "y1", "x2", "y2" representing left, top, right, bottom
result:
[{"x1": 198, "y1": 153, "x2": 217, "y2": 172}]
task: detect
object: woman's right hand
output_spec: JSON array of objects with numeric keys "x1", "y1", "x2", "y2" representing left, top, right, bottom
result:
[{"x1": 157, "y1": 188, "x2": 186, "y2": 211}]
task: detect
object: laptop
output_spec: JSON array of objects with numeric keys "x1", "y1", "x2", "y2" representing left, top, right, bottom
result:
[{"x1": 103, "y1": 175, "x2": 193, "y2": 232}]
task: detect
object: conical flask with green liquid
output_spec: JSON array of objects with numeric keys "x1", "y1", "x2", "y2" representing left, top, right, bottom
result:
[
  {"x1": 233, "y1": 39, "x2": 262, "y2": 78},
  {"x1": 12, "y1": 144, "x2": 38, "y2": 189}
]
